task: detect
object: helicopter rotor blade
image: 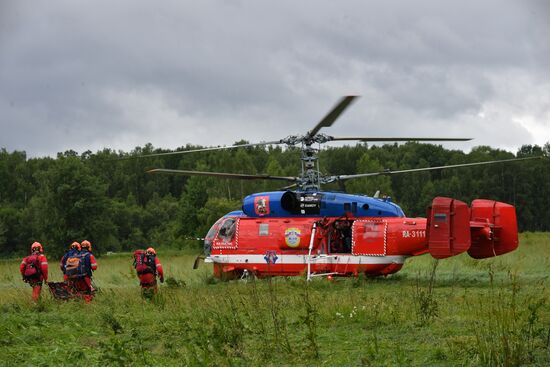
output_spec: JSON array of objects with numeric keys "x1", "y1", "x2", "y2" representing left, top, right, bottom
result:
[
  {"x1": 278, "y1": 183, "x2": 299, "y2": 190},
  {"x1": 327, "y1": 137, "x2": 472, "y2": 142},
  {"x1": 306, "y1": 96, "x2": 358, "y2": 138},
  {"x1": 118, "y1": 140, "x2": 283, "y2": 160},
  {"x1": 331, "y1": 156, "x2": 544, "y2": 182},
  {"x1": 147, "y1": 168, "x2": 300, "y2": 182}
]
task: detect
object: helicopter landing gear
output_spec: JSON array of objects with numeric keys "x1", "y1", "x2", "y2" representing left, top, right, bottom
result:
[{"x1": 239, "y1": 269, "x2": 255, "y2": 282}]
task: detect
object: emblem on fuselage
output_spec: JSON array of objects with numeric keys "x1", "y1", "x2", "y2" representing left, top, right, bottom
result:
[
  {"x1": 254, "y1": 196, "x2": 270, "y2": 216},
  {"x1": 264, "y1": 250, "x2": 278, "y2": 264},
  {"x1": 284, "y1": 227, "x2": 301, "y2": 247}
]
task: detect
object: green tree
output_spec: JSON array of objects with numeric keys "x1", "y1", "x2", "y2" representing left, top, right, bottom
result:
[
  {"x1": 196, "y1": 197, "x2": 242, "y2": 236},
  {"x1": 23, "y1": 156, "x2": 115, "y2": 256},
  {"x1": 345, "y1": 152, "x2": 393, "y2": 197},
  {"x1": 262, "y1": 155, "x2": 286, "y2": 192},
  {"x1": 177, "y1": 174, "x2": 210, "y2": 240}
]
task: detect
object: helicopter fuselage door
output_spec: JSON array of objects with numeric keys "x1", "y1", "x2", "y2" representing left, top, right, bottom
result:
[
  {"x1": 352, "y1": 219, "x2": 387, "y2": 256},
  {"x1": 323, "y1": 220, "x2": 352, "y2": 274}
]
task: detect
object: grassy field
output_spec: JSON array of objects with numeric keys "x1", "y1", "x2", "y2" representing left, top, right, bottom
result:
[{"x1": 1, "y1": 233, "x2": 549, "y2": 366}]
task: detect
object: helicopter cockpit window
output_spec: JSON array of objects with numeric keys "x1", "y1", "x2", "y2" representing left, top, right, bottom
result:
[
  {"x1": 217, "y1": 218, "x2": 237, "y2": 242},
  {"x1": 204, "y1": 218, "x2": 224, "y2": 255}
]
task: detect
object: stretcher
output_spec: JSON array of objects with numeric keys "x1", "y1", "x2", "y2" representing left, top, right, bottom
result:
[{"x1": 47, "y1": 281, "x2": 96, "y2": 300}]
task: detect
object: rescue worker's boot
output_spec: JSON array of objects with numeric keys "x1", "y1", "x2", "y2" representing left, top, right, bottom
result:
[
  {"x1": 141, "y1": 284, "x2": 157, "y2": 299},
  {"x1": 82, "y1": 277, "x2": 94, "y2": 303},
  {"x1": 32, "y1": 284, "x2": 42, "y2": 301}
]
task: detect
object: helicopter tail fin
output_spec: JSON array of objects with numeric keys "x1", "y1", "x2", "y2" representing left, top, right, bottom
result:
[
  {"x1": 467, "y1": 200, "x2": 518, "y2": 259},
  {"x1": 426, "y1": 197, "x2": 519, "y2": 259},
  {"x1": 427, "y1": 197, "x2": 471, "y2": 259}
]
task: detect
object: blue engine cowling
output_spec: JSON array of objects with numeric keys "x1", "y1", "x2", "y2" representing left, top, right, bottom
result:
[{"x1": 241, "y1": 191, "x2": 405, "y2": 218}]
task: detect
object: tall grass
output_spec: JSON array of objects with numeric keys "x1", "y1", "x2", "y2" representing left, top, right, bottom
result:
[
  {"x1": 468, "y1": 269, "x2": 548, "y2": 366},
  {"x1": 0, "y1": 233, "x2": 549, "y2": 366},
  {"x1": 413, "y1": 259, "x2": 439, "y2": 325}
]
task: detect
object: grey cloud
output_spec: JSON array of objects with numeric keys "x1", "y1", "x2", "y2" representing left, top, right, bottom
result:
[{"x1": 1, "y1": 1, "x2": 549, "y2": 157}]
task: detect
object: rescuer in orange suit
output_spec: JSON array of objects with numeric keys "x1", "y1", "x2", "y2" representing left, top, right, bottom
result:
[
  {"x1": 136, "y1": 247, "x2": 164, "y2": 297},
  {"x1": 69, "y1": 240, "x2": 97, "y2": 302},
  {"x1": 20, "y1": 242, "x2": 49, "y2": 301},
  {"x1": 60, "y1": 241, "x2": 81, "y2": 281}
]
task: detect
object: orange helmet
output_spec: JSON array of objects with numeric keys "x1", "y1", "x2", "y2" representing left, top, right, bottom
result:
[
  {"x1": 81, "y1": 240, "x2": 92, "y2": 251},
  {"x1": 146, "y1": 247, "x2": 156, "y2": 255},
  {"x1": 70, "y1": 241, "x2": 81, "y2": 251},
  {"x1": 31, "y1": 242, "x2": 43, "y2": 253}
]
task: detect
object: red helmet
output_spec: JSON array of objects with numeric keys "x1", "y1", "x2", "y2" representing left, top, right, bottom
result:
[
  {"x1": 31, "y1": 242, "x2": 43, "y2": 253},
  {"x1": 146, "y1": 247, "x2": 156, "y2": 255},
  {"x1": 81, "y1": 240, "x2": 92, "y2": 251},
  {"x1": 70, "y1": 242, "x2": 81, "y2": 251}
]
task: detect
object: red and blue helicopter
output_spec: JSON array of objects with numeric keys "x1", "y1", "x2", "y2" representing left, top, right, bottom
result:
[{"x1": 145, "y1": 96, "x2": 541, "y2": 279}]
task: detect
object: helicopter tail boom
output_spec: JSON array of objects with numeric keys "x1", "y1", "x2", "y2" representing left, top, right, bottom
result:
[{"x1": 426, "y1": 197, "x2": 518, "y2": 259}]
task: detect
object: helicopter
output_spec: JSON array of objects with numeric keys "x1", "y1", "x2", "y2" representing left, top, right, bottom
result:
[{"x1": 143, "y1": 96, "x2": 542, "y2": 279}]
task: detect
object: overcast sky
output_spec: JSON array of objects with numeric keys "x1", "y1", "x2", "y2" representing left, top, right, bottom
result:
[{"x1": 1, "y1": 1, "x2": 549, "y2": 158}]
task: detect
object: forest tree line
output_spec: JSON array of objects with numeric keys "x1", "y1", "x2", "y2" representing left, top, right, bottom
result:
[{"x1": 1, "y1": 141, "x2": 549, "y2": 257}]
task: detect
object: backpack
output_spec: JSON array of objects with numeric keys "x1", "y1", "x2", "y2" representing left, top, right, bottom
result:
[
  {"x1": 64, "y1": 252, "x2": 90, "y2": 278},
  {"x1": 23, "y1": 254, "x2": 41, "y2": 279},
  {"x1": 134, "y1": 250, "x2": 156, "y2": 275}
]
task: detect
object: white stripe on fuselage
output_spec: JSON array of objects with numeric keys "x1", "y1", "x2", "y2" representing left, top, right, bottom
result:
[{"x1": 207, "y1": 254, "x2": 405, "y2": 265}]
